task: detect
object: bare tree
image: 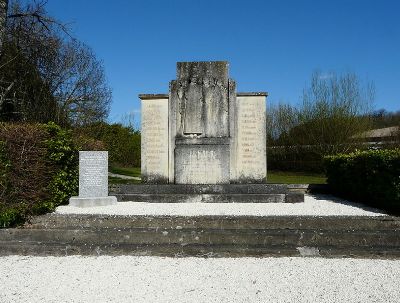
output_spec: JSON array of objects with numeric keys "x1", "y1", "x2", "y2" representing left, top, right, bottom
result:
[
  {"x1": 0, "y1": 0, "x2": 7, "y2": 57},
  {"x1": 267, "y1": 102, "x2": 298, "y2": 146},
  {"x1": 293, "y1": 71, "x2": 374, "y2": 154},
  {"x1": 0, "y1": 0, "x2": 112, "y2": 125}
]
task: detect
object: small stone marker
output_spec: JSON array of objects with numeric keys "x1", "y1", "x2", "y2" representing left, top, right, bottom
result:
[{"x1": 69, "y1": 151, "x2": 117, "y2": 207}]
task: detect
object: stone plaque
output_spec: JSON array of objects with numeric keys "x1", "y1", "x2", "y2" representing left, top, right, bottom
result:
[
  {"x1": 234, "y1": 95, "x2": 266, "y2": 182},
  {"x1": 175, "y1": 144, "x2": 230, "y2": 184},
  {"x1": 79, "y1": 151, "x2": 108, "y2": 197},
  {"x1": 141, "y1": 97, "x2": 169, "y2": 183}
]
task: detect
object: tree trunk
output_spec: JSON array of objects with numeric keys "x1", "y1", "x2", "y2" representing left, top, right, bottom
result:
[{"x1": 0, "y1": 0, "x2": 8, "y2": 57}]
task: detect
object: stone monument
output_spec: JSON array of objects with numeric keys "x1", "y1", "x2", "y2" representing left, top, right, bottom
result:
[
  {"x1": 69, "y1": 151, "x2": 117, "y2": 207},
  {"x1": 114, "y1": 61, "x2": 303, "y2": 203},
  {"x1": 141, "y1": 61, "x2": 266, "y2": 184}
]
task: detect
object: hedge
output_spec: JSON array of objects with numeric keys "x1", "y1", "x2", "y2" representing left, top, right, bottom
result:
[
  {"x1": 324, "y1": 149, "x2": 400, "y2": 214},
  {"x1": 0, "y1": 122, "x2": 79, "y2": 227}
]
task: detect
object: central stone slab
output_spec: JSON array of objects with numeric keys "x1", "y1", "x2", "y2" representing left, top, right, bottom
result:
[{"x1": 171, "y1": 62, "x2": 232, "y2": 184}]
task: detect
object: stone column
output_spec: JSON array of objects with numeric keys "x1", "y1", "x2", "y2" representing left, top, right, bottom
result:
[
  {"x1": 140, "y1": 95, "x2": 169, "y2": 183},
  {"x1": 170, "y1": 61, "x2": 231, "y2": 184},
  {"x1": 231, "y1": 93, "x2": 267, "y2": 183}
]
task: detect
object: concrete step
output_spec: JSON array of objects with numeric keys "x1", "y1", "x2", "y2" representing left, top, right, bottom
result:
[
  {"x1": 26, "y1": 214, "x2": 400, "y2": 231},
  {"x1": 1, "y1": 241, "x2": 399, "y2": 258},
  {"x1": 114, "y1": 193, "x2": 303, "y2": 203},
  {"x1": 0, "y1": 214, "x2": 399, "y2": 258},
  {"x1": 112, "y1": 184, "x2": 290, "y2": 194},
  {"x1": 1, "y1": 227, "x2": 399, "y2": 247}
]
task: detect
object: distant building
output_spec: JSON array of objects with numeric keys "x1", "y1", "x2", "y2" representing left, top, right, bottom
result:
[{"x1": 354, "y1": 126, "x2": 399, "y2": 142}]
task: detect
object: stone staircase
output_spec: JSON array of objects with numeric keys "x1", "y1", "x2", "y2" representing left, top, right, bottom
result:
[{"x1": 1, "y1": 213, "x2": 399, "y2": 258}]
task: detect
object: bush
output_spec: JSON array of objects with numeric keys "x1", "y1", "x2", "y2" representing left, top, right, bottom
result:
[
  {"x1": 0, "y1": 122, "x2": 78, "y2": 227},
  {"x1": 324, "y1": 149, "x2": 400, "y2": 214}
]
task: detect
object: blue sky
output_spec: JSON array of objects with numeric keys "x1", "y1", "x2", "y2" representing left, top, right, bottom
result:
[{"x1": 45, "y1": 0, "x2": 400, "y2": 124}]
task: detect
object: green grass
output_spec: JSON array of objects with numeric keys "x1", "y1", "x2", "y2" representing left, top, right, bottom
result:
[
  {"x1": 267, "y1": 170, "x2": 326, "y2": 184},
  {"x1": 109, "y1": 166, "x2": 141, "y2": 178}
]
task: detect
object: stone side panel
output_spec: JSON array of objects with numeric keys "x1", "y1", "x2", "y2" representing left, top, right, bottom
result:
[
  {"x1": 141, "y1": 98, "x2": 169, "y2": 183},
  {"x1": 231, "y1": 95, "x2": 266, "y2": 183}
]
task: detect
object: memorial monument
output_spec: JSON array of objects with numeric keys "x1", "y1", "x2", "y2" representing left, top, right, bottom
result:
[
  {"x1": 141, "y1": 61, "x2": 266, "y2": 184},
  {"x1": 115, "y1": 61, "x2": 303, "y2": 203}
]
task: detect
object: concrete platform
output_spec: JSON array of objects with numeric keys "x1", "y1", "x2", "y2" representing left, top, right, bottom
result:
[{"x1": 111, "y1": 184, "x2": 304, "y2": 203}]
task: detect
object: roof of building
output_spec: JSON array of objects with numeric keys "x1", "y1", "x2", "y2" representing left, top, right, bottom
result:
[{"x1": 355, "y1": 126, "x2": 399, "y2": 138}]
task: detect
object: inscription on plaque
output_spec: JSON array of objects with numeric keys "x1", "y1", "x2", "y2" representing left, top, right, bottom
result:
[
  {"x1": 235, "y1": 96, "x2": 266, "y2": 181},
  {"x1": 141, "y1": 98, "x2": 169, "y2": 182},
  {"x1": 175, "y1": 145, "x2": 229, "y2": 184},
  {"x1": 79, "y1": 151, "x2": 108, "y2": 197}
]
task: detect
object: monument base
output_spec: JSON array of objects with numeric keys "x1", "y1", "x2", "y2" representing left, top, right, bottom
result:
[
  {"x1": 69, "y1": 196, "x2": 117, "y2": 208},
  {"x1": 111, "y1": 184, "x2": 304, "y2": 203}
]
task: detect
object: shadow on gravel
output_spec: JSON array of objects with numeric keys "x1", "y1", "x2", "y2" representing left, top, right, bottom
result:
[{"x1": 310, "y1": 193, "x2": 389, "y2": 216}]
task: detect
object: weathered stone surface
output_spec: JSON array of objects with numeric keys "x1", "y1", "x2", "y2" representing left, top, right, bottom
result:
[
  {"x1": 140, "y1": 97, "x2": 169, "y2": 183},
  {"x1": 172, "y1": 61, "x2": 230, "y2": 138},
  {"x1": 2, "y1": 214, "x2": 399, "y2": 258},
  {"x1": 113, "y1": 184, "x2": 289, "y2": 194},
  {"x1": 111, "y1": 183, "x2": 300, "y2": 203},
  {"x1": 175, "y1": 144, "x2": 230, "y2": 184},
  {"x1": 231, "y1": 95, "x2": 266, "y2": 183},
  {"x1": 78, "y1": 151, "x2": 108, "y2": 197}
]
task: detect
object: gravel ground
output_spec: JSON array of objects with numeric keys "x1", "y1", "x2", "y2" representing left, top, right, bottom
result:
[
  {"x1": 56, "y1": 194, "x2": 387, "y2": 216},
  {"x1": 0, "y1": 256, "x2": 399, "y2": 303}
]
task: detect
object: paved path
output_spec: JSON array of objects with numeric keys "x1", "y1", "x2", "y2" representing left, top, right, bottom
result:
[
  {"x1": 1, "y1": 256, "x2": 399, "y2": 303},
  {"x1": 108, "y1": 172, "x2": 141, "y2": 180}
]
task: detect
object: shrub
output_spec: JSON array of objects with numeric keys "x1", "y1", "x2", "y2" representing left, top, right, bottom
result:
[
  {"x1": 0, "y1": 122, "x2": 78, "y2": 227},
  {"x1": 324, "y1": 149, "x2": 400, "y2": 214}
]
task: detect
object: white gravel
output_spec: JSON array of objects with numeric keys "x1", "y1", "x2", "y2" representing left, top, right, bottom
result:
[
  {"x1": 56, "y1": 194, "x2": 387, "y2": 216},
  {"x1": 0, "y1": 255, "x2": 399, "y2": 303}
]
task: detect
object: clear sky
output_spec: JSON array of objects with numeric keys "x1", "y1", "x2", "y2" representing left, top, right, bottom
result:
[{"x1": 44, "y1": 0, "x2": 400, "y2": 124}]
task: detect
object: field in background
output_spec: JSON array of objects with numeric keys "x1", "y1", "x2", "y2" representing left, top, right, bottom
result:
[{"x1": 109, "y1": 166, "x2": 327, "y2": 185}]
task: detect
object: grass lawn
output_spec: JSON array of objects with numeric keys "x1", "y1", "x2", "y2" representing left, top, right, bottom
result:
[
  {"x1": 267, "y1": 171, "x2": 326, "y2": 184},
  {"x1": 109, "y1": 166, "x2": 326, "y2": 185}
]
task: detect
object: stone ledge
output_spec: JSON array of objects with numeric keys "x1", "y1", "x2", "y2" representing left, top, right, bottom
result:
[
  {"x1": 115, "y1": 193, "x2": 289, "y2": 203},
  {"x1": 139, "y1": 94, "x2": 169, "y2": 100},
  {"x1": 112, "y1": 184, "x2": 289, "y2": 194},
  {"x1": 237, "y1": 92, "x2": 268, "y2": 96},
  {"x1": 175, "y1": 137, "x2": 230, "y2": 145},
  {"x1": 69, "y1": 196, "x2": 117, "y2": 208}
]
